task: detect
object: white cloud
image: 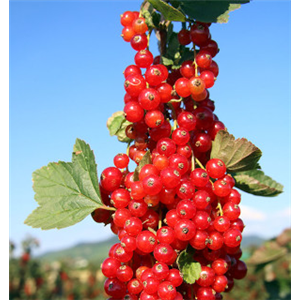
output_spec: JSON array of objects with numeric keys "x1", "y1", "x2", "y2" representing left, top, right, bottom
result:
[{"x1": 239, "y1": 205, "x2": 267, "y2": 221}]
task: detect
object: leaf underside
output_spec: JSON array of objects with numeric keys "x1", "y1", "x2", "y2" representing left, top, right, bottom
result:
[
  {"x1": 211, "y1": 130, "x2": 262, "y2": 172},
  {"x1": 232, "y1": 170, "x2": 284, "y2": 197},
  {"x1": 25, "y1": 139, "x2": 105, "y2": 230}
]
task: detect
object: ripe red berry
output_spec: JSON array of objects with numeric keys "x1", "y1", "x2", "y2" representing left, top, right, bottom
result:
[
  {"x1": 135, "y1": 50, "x2": 154, "y2": 68},
  {"x1": 136, "y1": 230, "x2": 157, "y2": 253},
  {"x1": 175, "y1": 77, "x2": 191, "y2": 98},
  {"x1": 196, "y1": 266, "x2": 215, "y2": 287},
  {"x1": 178, "y1": 29, "x2": 191, "y2": 45},
  {"x1": 101, "y1": 257, "x2": 121, "y2": 278},
  {"x1": 158, "y1": 281, "x2": 177, "y2": 300},
  {"x1": 206, "y1": 158, "x2": 226, "y2": 179},
  {"x1": 104, "y1": 278, "x2": 127, "y2": 298},
  {"x1": 124, "y1": 73, "x2": 146, "y2": 97},
  {"x1": 174, "y1": 219, "x2": 196, "y2": 241},
  {"x1": 142, "y1": 174, "x2": 163, "y2": 195},
  {"x1": 223, "y1": 228, "x2": 242, "y2": 248},
  {"x1": 101, "y1": 167, "x2": 123, "y2": 192},
  {"x1": 131, "y1": 34, "x2": 148, "y2": 51},
  {"x1": 172, "y1": 128, "x2": 190, "y2": 146}
]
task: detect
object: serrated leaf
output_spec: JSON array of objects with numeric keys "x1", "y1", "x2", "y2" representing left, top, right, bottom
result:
[
  {"x1": 211, "y1": 130, "x2": 262, "y2": 172},
  {"x1": 148, "y1": 0, "x2": 186, "y2": 22},
  {"x1": 231, "y1": 169, "x2": 284, "y2": 197},
  {"x1": 177, "y1": 249, "x2": 201, "y2": 284},
  {"x1": 133, "y1": 150, "x2": 152, "y2": 181},
  {"x1": 107, "y1": 111, "x2": 126, "y2": 136},
  {"x1": 25, "y1": 139, "x2": 111, "y2": 230},
  {"x1": 179, "y1": 0, "x2": 249, "y2": 24}
]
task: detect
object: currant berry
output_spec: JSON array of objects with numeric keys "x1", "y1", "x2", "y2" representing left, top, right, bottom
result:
[
  {"x1": 145, "y1": 65, "x2": 167, "y2": 86},
  {"x1": 190, "y1": 23, "x2": 210, "y2": 46},
  {"x1": 152, "y1": 262, "x2": 170, "y2": 280},
  {"x1": 157, "y1": 226, "x2": 176, "y2": 244},
  {"x1": 124, "y1": 217, "x2": 143, "y2": 236},
  {"x1": 136, "y1": 230, "x2": 157, "y2": 253},
  {"x1": 190, "y1": 169, "x2": 209, "y2": 188},
  {"x1": 223, "y1": 202, "x2": 241, "y2": 221},
  {"x1": 174, "y1": 219, "x2": 196, "y2": 241},
  {"x1": 160, "y1": 167, "x2": 181, "y2": 189},
  {"x1": 132, "y1": 17, "x2": 148, "y2": 34},
  {"x1": 206, "y1": 158, "x2": 226, "y2": 179},
  {"x1": 157, "y1": 281, "x2": 177, "y2": 300},
  {"x1": 195, "y1": 50, "x2": 212, "y2": 69},
  {"x1": 100, "y1": 167, "x2": 123, "y2": 192},
  {"x1": 167, "y1": 269, "x2": 183, "y2": 287},
  {"x1": 223, "y1": 228, "x2": 242, "y2": 248},
  {"x1": 200, "y1": 70, "x2": 215, "y2": 88},
  {"x1": 138, "y1": 88, "x2": 161, "y2": 110},
  {"x1": 178, "y1": 29, "x2": 191, "y2": 45},
  {"x1": 101, "y1": 257, "x2": 121, "y2": 278},
  {"x1": 172, "y1": 128, "x2": 190, "y2": 146},
  {"x1": 213, "y1": 179, "x2": 232, "y2": 197},
  {"x1": 116, "y1": 265, "x2": 134, "y2": 282},
  {"x1": 131, "y1": 34, "x2": 148, "y2": 51},
  {"x1": 189, "y1": 230, "x2": 209, "y2": 250},
  {"x1": 168, "y1": 154, "x2": 189, "y2": 175},
  {"x1": 189, "y1": 76, "x2": 206, "y2": 96},
  {"x1": 142, "y1": 174, "x2": 163, "y2": 195},
  {"x1": 196, "y1": 266, "x2": 215, "y2": 287},
  {"x1": 193, "y1": 210, "x2": 211, "y2": 230},
  {"x1": 145, "y1": 110, "x2": 164, "y2": 128},
  {"x1": 156, "y1": 138, "x2": 177, "y2": 157},
  {"x1": 175, "y1": 77, "x2": 191, "y2": 98},
  {"x1": 111, "y1": 188, "x2": 131, "y2": 209},
  {"x1": 212, "y1": 275, "x2": 228, "y2": 293},
  {"x1": 104, "y1": 278, "x2": 127, "y2": 298},
  {"x1": 124, "y1": 73, "x2": 146, "y2": 97},
  {"x1": 214, "y1": 216, "x2": 231, "y2": 232},
  {"x1": 127, "y1": 279, "x2": 144, "y2": 295},
  {"x1": 135, "y1": 50, "x2": 154, "y2": 68},
  {"x1": 177, "y1": 111, "x2": 196, "y2": 131},
  {"x1": 120, "y1": 11, "x2": 135, "y2": 27}
]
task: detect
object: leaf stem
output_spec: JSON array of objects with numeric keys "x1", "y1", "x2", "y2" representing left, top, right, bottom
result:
[{"x1": 101, "y1": 205, "x2": 116, "y2": 211}]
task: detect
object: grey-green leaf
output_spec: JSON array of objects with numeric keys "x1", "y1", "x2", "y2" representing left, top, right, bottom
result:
[
  {"x1": 25, "y1": 139, "x2": 108, "y2": 230},
  {"x1": 211, "y1": 130, "x2": 262, "y2": 172},
  {"x1": 148, "y1": 0, "x2": 186, "y2": 21},
  {"x1": 231, "y1": 169, "x2": 284, "y2": 197}
]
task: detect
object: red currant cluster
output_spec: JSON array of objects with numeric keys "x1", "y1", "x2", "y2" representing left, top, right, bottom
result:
[{"x1": 93, "y1": 10, "x2": 248, "y2": 300}]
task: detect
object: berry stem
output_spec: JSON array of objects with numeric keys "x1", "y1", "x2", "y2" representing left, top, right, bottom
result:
[
  {"x1": 217, "y1": 201, "x2": 224, "y2": 216},
  {"x1": 101, "y1": 205, "x2": 116, "y2": 212},
  {"x1": 193, "y1": 43, "x2": 198, "y2": 77}
]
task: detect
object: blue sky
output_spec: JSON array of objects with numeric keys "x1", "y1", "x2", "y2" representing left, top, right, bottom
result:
[{"x1": 9, "y1": 0, "x2": 291, "y2": 256}]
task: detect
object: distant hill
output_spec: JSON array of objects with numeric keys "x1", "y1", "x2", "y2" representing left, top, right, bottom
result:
[
  {"x1": 37, "y1": 234, "x2": 266, "y2": 265},
  {"x1": 37, "y1": 235, "x2": 119, "y2": 265},
  {"x1": 241, "y1": 234, "x2": 265, "y2": 248}
]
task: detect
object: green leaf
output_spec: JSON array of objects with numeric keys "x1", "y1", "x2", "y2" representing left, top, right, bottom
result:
[
  {"x1": 231, "y1": 169, "x2": 284, "y2": 197},
  {"x1": 161, "y1": 56, "x2": 174, "y2": 65},
  {"x1": 211, "y1": 130, "x2": 262, "y2": 172},
  {"x1": 179, "y1": 0, "x2": 249, "y2": 24},
  {"x1": 148, "y1": 0, "x2": 186, "y2": 22},
  {"x1": 107, "y1": 111, "x2": 126, "y2": 136},
  {"x1": 107, "y1": 111, "x2": 132, "y2": 143},
  {"x1": 24, "y1": 139, "x2": 110, "y2": 230},
  {"x1": 133, "y1": 150, "x2": 152, "y2": 181},
  {"x1": 177, "y1": 249, "x2": 201, "y2": 284}
]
